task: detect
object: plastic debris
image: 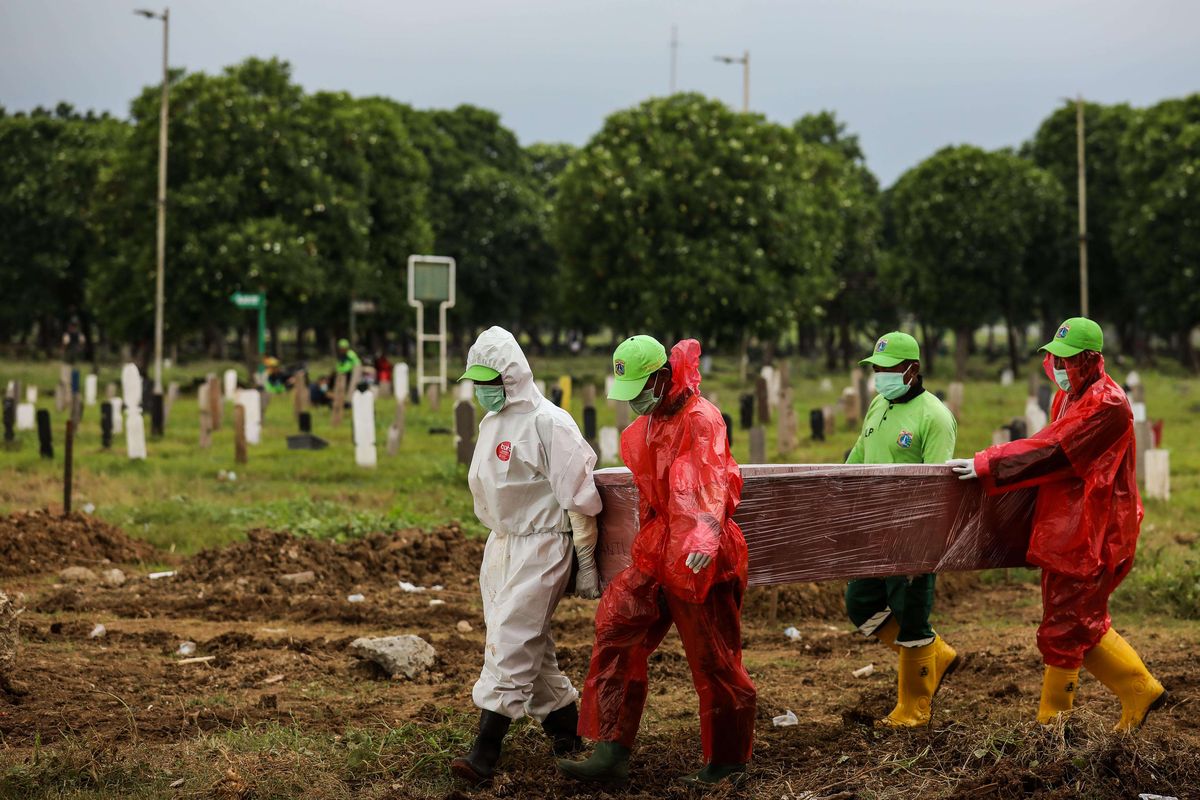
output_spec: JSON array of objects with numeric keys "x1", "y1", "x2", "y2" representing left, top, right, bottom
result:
[
  {"x1": 771, "y1": 710, "x2": 799, "y2": 727},
  {"x1": 456, "y1": 620, "x2": 473, "y2": 633},
  {"x1": 1139, "y1": 795, "x2": 1179, "y2": 800},
  {"x1": 347, "y1": 593, "x2": 365, "y2": 603},
  {"x1": 429, "y1": 599, "x2": 446, "y2": 607},
  {"x1": 82, "y1": 503, "x2": 96, "y2": 514},
  {"x1": 177, "y1": 641, "x2": 196, "y2": 657},
  {"x1": 783, "y1": 626, "x2": 802, "y2": 641},
  {"x1": 852, "y1": 663, "x2": 875, "y2": 678},
  {"x1": 398, "y1": 581, "x2": 425, "y2": 593},
  {"x1": 89, "y1": 623, "x2": 107, "y2": 639},
  {"x1": 148, "y1": 570, "x2": 176, "y2": 580},
  {"x1": 432, "y1": 584, "x2": 444, "y2": 591}
]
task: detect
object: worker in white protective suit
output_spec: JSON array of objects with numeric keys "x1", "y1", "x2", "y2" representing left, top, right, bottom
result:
[{"x1": 450, "y1": 326, "x2": 604, "y2": 786}]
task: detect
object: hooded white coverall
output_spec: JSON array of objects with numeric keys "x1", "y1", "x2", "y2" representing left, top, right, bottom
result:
[{"x1": 466, "y1": 327, "x2": 603, "y2": 721}]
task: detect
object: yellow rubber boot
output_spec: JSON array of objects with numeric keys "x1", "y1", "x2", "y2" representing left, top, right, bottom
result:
[
  {"x1": 1037, "y1": 665, "x2": 1078, "y2": 724},
  {"x1": 931, "y1": 635, "x2": 961, "y2": 694},
  {"x1": 1082, "y1": 628, "x2": 1167, "y2": 732},
  {"x1": 877, "y1": 642, "x2": 938, "y2": 728},
  {"x1": 873, "y1": 617, "x2": 902, "y2": 654}
]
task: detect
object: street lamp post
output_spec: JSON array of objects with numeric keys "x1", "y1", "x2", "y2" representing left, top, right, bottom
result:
[
  {"x1": 135, "y1": 8, "x2": 169, "y2": 400},
  {"x1": 713, "y1": 50, "x2": 750, "y2": 112}
]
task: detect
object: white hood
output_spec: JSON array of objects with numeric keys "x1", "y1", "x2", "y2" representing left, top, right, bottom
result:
[{"x1": 465, "y1": 326, "x2": 542, "y2": 415}]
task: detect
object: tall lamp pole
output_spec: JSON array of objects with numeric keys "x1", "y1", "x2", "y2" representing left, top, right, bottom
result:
[
  {"x1": 714, "y1": 50, "x2": 750, "y2": 111},
  {"x1": 1075, "y1": 95, "x2": 1089, "y2": 317},
  {"x1": 135, "y1": 7, "x2": 169, "y2": 395}
]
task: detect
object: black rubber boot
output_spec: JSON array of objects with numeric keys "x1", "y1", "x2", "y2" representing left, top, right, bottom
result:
[
  {"x1": 450, "y1": 710, "x2": 512, "y2": 785},
  {"x1": 557, "y1": 741, "x2": 631, "y2": 785},
  {"x1": 541, "y1": 703, "x2": 583, "y2": 756},
  {"x1": 679, "y1": 762, "x2": 748, "y2": 788}
]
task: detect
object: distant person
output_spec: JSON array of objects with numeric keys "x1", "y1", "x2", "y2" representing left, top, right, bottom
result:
[
  {"x1": 61, "y1": 318, "x2": 86, "y2": 365},
  {"x1": 263, "y1": 357, "x2": 287, "y2": 394},
  {"x1": 450, "y1": 326, "x2": 603, "y2": 786},
  {"x1": 336, "y1": 339, "x2": 361, "y2": 375},
  {"x1": 374, "y1": 353, "x2": 393, "y2": 385},
  {"x1": 845, "y1": 331, "x2": 961, "y2": 727},
  {"x1": 950, "y1": 317, "x2": 1166, "y2": 731},
  {"x1": 559, "y1": 336, "x2": 755, "y2": 788}
]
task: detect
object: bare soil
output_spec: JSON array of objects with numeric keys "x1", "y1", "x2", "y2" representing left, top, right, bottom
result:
[{"x1": 1, "y1": 512, "x2": 1196, "y2": 799}]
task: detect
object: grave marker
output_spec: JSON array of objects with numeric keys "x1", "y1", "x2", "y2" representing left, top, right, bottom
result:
[
  {"x1": 426, "y1": 382, "x2": 441, "y2": 413},
  {"x1": 332, "y1": 373, "x2": 348, "y2": 426},
  {"x1": 16, "y1": 402, "x2": 35, "y2": 432},
  {"x1": 293, "y1": 369, "x2": 309, "y2": 420},
  {"x1": 614, "y1": 398, "x2": 629, "y2": 433},
  {"x1": 558, "y1": 376, "x2": 573, "y2": 414},
  {"x1": 125, "y1": 409, "x2": 147, "y2": 460},
  {"x1": 454, "y1": 400, "x2": 475, "y2": 466},
  {"x1": 353, "y1": 388, "x2": 378, "y2": 467},
  {"x1": 1134, "y1": 420, "x2": 1153, "y2": 484},
  {"x1": 947, "y1": 382, "x2": 964, "y2": 419},
  {"x1": 234, "y1": 405, "x2": 247, "y2": 464},
  {"x1": 599, "y1": 426, "x2": 619, "y2": 464},
  {"x1": 100, "y1": 401, "x2": 113, "y2": 449},
  {"x1": 583, "y1": 406, "x2": 598, "y2": 452},
  {"x1": 604, "y1": 375, "x2": 616, "y2": 407},
  {"x1": 456, "y1": 380, "x2": 473, "y2": 403},
  {"x1": 1144, "y1": 449, "x2": 1170, "y2": 501},
  {"x1": 1025, "y1": 397, "x2": 1047, "y2": 436},
  {"x1": 2, "y1": 397, "x2": 13, "y2": 445},
  {"x1": 111, "y1": 397, "x2": 123, "y2": 434},
  {"x1": 223, "y1": 369, "x2": 238, "y2": 401},
  {"x1": 198, "y1": 383, "x2": 212, "y2": 448},
  {"x1": 63, "y1": 420, "x2": 75, "y2": 514},
  {"x1": 37, "y1": 409, "x2": 53, "y2": 459},
  {"x1": 165, "y1": 382, "x2": 179, "y2": 422},
  {"x1": 84, "y1": 374, "x2": 98, "y2": 406},
  {"x1": 755, "y1": 376, "x2": 771, "y2": 426},
  {"x1": 550, "y1": 385, "x2": 564, "y2": 407},
  {"x1": 1000, "y1": 368, "x2": 1014, "y2": 387},
  {"x1": 749, "y1": 426, "x2": 766, "y2": 465},
  {"x1": 106, "y1": 382, "x2": 116, "y2": 400},
  {"x1": 852, "y1": 367, "x2": 868, "y2": 420},
  {"x1": 55, "y1": 383, "x2": 67, "y2": 413},
  {"x1": 841, "y1": 387, "x2": 860, "y2": 430},
  {"x1": 722, "y1": 413, "x2": 734, "y2": 447},
  {"x1": 207, "y1": 376, "x2": 222, "y2": 431},
  {"x1": 819, "y1": 377, "x2": 833, "y2": 393},
  {"x1": 739, "y1": 393, "x2": 754, "y2": 430},
  {"x1": 582, "y1": 384, "x2": 597, "y2": 409},
  {"x1": 776, "y1": 388, "x2": 797, "y2": 453},
  {"x1": 121, "y1": 363, "x2": 142, "y2": 413},
  {"x1": 1036, "y1": 384, "x2": 1052, "y2": 414},
  {"x1": 150, "y1": 392, "x2": 164, "y2": 437},
  {"x1": 822, "y1": 405, "x2": 836, "y2": 436},
  {"x1": 237, "y1": 389, "x2": 262, "y2": 445},
  {"x1": 386, "y1": 400, "x2": 405, "y2": 457},
  {"x1": 392, "y1": 362, "x2": 408, "y2": 404},
  {"x1": 25, "y1": 386, "x2": 37, "y2": 404},
  {"x1": 809, "y1": 409, "x2": 825, "y2": 441}
]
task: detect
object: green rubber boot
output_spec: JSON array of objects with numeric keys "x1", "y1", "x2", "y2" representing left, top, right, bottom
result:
[
  {"x1": 556, "y1": 741, "x2": 631, "y2": 784},
  {"x1": 679, "y1": 762, "x2": 748, "y2": 788}
]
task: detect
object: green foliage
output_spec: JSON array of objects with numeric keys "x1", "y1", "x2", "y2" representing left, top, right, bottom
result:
[{"x1": 555, "y1": 93, "x2": 846, "y2": 345}]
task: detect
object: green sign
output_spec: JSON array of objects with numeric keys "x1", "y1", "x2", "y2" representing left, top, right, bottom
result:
[
  {"x1": 230, "y1": 292, "x2": 264, "y2": 310},
  {"x1": 412, "y1": 262, "x2": 451, "y2": 303}
]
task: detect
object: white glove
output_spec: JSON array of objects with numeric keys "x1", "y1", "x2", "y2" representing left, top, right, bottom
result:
[
  {"x1": 568, "y1": 512, "x2": 601, "y2": 599},
  {"x1": 947, "y1": 458, "x2": 978, "y2": 480},
  {"x1": 684, "y1": 552, "x2": 713, "y2": 574}
]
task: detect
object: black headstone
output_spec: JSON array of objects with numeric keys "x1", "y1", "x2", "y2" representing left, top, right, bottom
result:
[
  {"x1": 739, "y1": 394, "x2": 754, "y2": 430},
  {"x1": 550, "y1": 386, "x2": 564, "y2": 407},
  {"x1": 36, "y1": 409, "x2": 52, "y2": 459},
  {"x1": 299, "y1": 411, "x2": 312, "y2": 433},
  {"x1": 3, "y1": 397, "x2": 13, "y2": 444},
  {"x1": 1007, "y1": 418, "x2": 1028, "y2": 440},
  {"x1": 809, "y1": 408, "x2": 825, "y2": 441},
  {"x1": 583, "y1": 406, "x2": 597, "y2": 441},
  {"x1": 150, "y1": 392, "x2": 164, "y2": 437},
  {"x1": 71, "y1": 369, "x2": 80, "y2": 394},
  {"x1": 1037, "y1": 384, "x2": 1052, "y2": 414},
  {"x1": 409, "y1": 385, "x2": 420, "y2": 405},
  {"x1": 100, "y1": 401, "x2": 113, "y2": 449},
  {"x1": 722, "y1": 413, "x2": 734, "y2": 447}
]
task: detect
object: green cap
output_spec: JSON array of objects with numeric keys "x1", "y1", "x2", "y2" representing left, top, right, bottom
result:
[
  {"x1": 337, "y1": 338, "x2": 350, "y2": 349},
  {"x1": 860, "y1": 331, "x2": 920, "y2": 368},
  {"x1": 459, "y1": 364, "x2": 500, "y2": 382},
  {"x1": 1040, "y1": 317, "x2": 1103, "y2": 357},
  {"x1": 608, "y1": 335, "x2": 667, "y2": 401}
]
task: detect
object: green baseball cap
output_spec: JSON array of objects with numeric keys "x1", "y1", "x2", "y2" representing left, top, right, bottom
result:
[
  {"x1": 860, "y1": 331, "x2": 920, "y2": 368},
  {"x1": 608, "y1": 335, "x2": 667, "y2": 401},
  {"x1": 337, "y1": 338, "x2": 350, "y2": 349},
  {"x1": 1040, "y1": 317, "x2": 1103, "y2": 357},
  {"x1": 459, "y1": 364, "x2": 500, "y2": 382}
]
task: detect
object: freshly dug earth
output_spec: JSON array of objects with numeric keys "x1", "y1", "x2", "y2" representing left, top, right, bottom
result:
[
  {"x1": 0, "y1": 509, "x2": 158, "y2": 577},
  {"x1": 0, "y1": 513, "x2": 1197, "y2": 799}
]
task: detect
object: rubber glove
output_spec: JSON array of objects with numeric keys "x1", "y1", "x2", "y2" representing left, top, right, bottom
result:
[
  {"x1": 568, "y1": 511, "x2": 601, "y2": 599},
  {"x1": 947, "y1": 458, "x2": 978, "y2": 480},
  {"x1": 684, "y1": 552, "x2": 713, "y2": 574}
]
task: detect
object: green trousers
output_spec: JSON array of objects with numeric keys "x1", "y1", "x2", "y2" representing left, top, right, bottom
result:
[{"x1": 845, "y1": 575, "x2": 936, "y2": 647}]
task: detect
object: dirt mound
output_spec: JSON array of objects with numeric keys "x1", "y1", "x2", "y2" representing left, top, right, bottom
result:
[
  {"x1": 180, "y1": 525, "x2": 480, "y2": 589},
  {"x1": 0, "y1": 510, "x2": 159, "y2": 577}
]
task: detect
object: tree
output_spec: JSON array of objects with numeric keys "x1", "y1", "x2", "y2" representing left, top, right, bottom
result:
[
  {"x1": 1026, "y1": 101, "x2": 1133, "y2": 344},
  {"x1": 1114, "y1": 94, "x2": 1200, "y2": 365},
  {"x1": 885, "y1": 145, "x2": 1070, "y2": 377},
  {"x1": 555, "y1": 93, "x2": 844, "y2": 350},
  {"x1": 0, "y1": 105, "x2": 126, "y2": 353}
]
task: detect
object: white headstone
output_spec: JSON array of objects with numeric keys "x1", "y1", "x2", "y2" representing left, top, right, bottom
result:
[
  {"x1": 760, "y1": 366, "x2": 778, "y2": 409},
  {"x1": 111, "y1": 397, "x2": 124, "y2": 434},
  {"x1": 353, "y1": 388, "x2": 377, "y2": 467},
  {"x1": 1126, "y1": 370, "x2": 1142, "y2": 388},
  {"x1": 1132, "y1": 401, "x2": 1147, "y2": 423},
  {"x1": 15, "y1": 403, "x2": 35, "y2": 431},
  {"x1": 1144, "y1": 449, "x2": 1170, "y2": 501},
  {"x1": 84, "y1": 374, "x2": 98, "y2": 405},
  {"x1": 604, "y1": 375, "x2": 616, "y2": 405},
  {"x1": 599, "y1": 426, "x2": 620, "y2": 464},
  {"x1": 1025, "y1": 397, "x2": 1047, "y2": 435},
  {"x1": 457, "y1": 381, "x2": 474, "y2": 403},
  {"x1": 819, "y1": 377, "x2": 833, "y2": 393},
  {"x1": 25, "y1": 387, "x2": 37, "y2": 404},
  {"x1": 125, "y1": 410, "x2": 147, "y2": 459},
  {"x1": 700, "y1": 354, "x2": 713, "y2": 374},
  {"x1": 121, "y1": 363, "x2": 142, "y2": 412},
  {"x1": 1001, "y1": 368, "x2": 1014, "y2": 387},
  {"x1": 395, "y1": 363, "x2": 410, "y2": 404},
  {"x1": 223, "y1": 369, "x2": 238, "y2": 401},
  {"x1": 236, "y1": 389, "x2": 262, "y2": 445}
]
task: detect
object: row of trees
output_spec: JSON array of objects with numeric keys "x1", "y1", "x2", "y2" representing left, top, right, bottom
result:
[{"x1": 1, "y1": 56, "x2": 1197, "y2": 373}]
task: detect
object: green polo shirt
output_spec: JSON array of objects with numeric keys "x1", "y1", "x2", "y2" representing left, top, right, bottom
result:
[{"x1": 846, "y1": 387, "x2": 957, "y2": 465}]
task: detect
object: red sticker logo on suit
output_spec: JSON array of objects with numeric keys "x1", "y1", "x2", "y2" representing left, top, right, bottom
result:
[{"x1": 496, "y1": 441, "x2": 512, "y2": 462}]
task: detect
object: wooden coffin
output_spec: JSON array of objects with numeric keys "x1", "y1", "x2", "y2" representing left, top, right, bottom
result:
[{"x1": 595, "y1": 464, "x2": 1036, "y2": 586}]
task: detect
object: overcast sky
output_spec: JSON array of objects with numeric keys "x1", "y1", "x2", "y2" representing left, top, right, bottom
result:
[{"x1": 2, "y1": 0, "x2": 1197, "y2": 185}]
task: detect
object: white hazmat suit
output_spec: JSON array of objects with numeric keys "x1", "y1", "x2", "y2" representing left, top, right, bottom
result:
[{"x1": 466, "y1": 327, "x2": 603, "y2": 722}]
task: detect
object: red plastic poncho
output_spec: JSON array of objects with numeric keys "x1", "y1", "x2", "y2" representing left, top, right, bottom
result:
[
  {"x1": 973, "y1": 352, "x2": 1142, "y2": 579},
  {"x1": 621, "y1": 339, "x2": 748, "y2": 603}
]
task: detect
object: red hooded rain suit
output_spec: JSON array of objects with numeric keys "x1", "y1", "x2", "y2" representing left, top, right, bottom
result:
[
  {"x1": 973, "y1": 352, "x2": 1143, "y2": 668},
  {"x1": 578, "y1": 340, "x2": 756, "y2": 764}
]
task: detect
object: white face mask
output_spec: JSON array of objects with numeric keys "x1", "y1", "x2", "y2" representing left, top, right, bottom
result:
[
  {"x1": 1052, "y1": 368, "x2": 1071, "y2": 393},
  {"x1": 874, "y1": 371, "x2": 911, "y2": 401}
]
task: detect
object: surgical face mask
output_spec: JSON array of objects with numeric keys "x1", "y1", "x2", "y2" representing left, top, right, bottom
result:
[
  {"x1": 1052, "y1": 368, "x2": 1071, "y2": 393},
  {"x1": 629, "y1": 382, "x2": 663, "y2": 416},
  {"x1": 874, "y1": 371, "x2": 911, "y2": 401},
  {"x1": 475, "y1": 385, "x2": 506, "y2": 413}
]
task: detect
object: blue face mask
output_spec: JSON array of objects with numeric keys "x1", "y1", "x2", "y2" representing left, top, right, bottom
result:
[
  {"x1": 1052, "y1": 368, "x2": 1071, "y2": 393},
  {"x1": 475, "y1": 385, "x2": 506, "y2": 413},
  {"x1": 874, "y1": 371, "x2": 911, "y2": 401}
]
